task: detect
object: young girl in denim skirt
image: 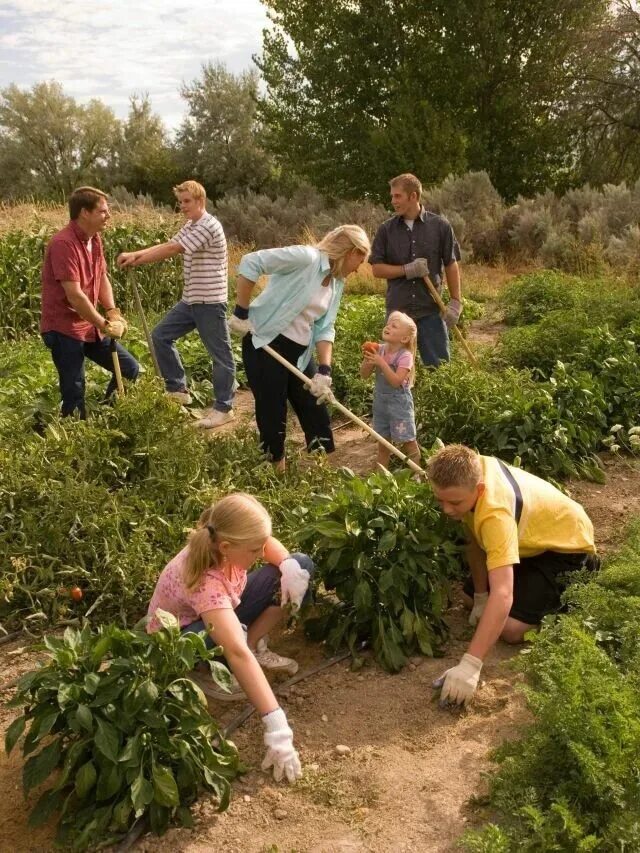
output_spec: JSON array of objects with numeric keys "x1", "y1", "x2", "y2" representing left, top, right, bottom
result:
[
  {"x1": 360, "y1": 311, "x2": 420, "y2": 470},
  {"x1": 146, "y1": 492, "x2": 313, "y2": 783}
]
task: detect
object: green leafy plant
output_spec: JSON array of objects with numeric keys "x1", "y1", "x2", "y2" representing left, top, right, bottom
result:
[
  {"x1": 462, "y1": 518, "x2": 640, "y2": 852},
  {"x1": 5, "y1": 611, "x2": 239, "y2": 849},
  {"x1": 300, "y1": 468, "x2": 460, "y2": 671}
]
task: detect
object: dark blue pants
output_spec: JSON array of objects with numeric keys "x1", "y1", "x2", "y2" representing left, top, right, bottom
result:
[
  {"x1": 42, "y1": 331, "x2": 139, "y2": 418},
  {"x1": 416, "y1": 313, "x2": 450, "y2": 367},
  {"x1": 182, "y1": 552, "x2": 315, "y2": 648}
]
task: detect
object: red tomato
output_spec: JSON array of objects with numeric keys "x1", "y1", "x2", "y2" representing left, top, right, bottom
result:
[
  {"x1": 361, "y1": 341, "x2": 380, "y2": 354},
  {"x1": 70, "y1": 586, "x2": 83, "y2": 602}
]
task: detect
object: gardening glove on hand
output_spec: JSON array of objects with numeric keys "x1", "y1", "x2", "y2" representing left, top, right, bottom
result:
[
  {"x1": 229, "y1": 305, "x2": 252, "y2": 337},
  {"x1": 443, "y1": 298, "x2": 462, "y2": 329},
  {"x1": 433, "y1": 653, "x2": 483, "y2": 706},
  {"x1": 468, "y1": 591, "x2": 489, "y2": 627},
  {"x1": 262, "y1": 708, "x2": 302, "y2": 783},
  {"x1": 308, "y1": 366, "x2": 333, "y2": 405},
  {"x1": 104, "y1": 317, "x2": 126, "y2": 339},
  {"x1": 279, "y1": 557, "x2": 311, "y2": 611},
  {"x1": 106, "y1": 308, "x2": 128, "y2": 336},
  {"x1": 403, "y1": 257, "x2": 430, "y2": 279}
]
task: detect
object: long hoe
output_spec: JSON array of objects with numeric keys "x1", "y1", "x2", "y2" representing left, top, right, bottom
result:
[
  {"x1": 262, "y1": 344, "x2": 427, "y2": 477},
  {"x1": 423, "y1": 275, "x2": 478, "y2": 366}
]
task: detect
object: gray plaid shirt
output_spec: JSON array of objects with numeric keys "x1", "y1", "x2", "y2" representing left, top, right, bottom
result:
[{"x1": 370, "y1": 208, "x2": 460, "y2": 318}]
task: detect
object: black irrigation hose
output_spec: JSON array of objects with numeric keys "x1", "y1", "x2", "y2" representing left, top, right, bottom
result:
[{"x1": 224, "y1": 647, "x2": 353, "y2": 738}]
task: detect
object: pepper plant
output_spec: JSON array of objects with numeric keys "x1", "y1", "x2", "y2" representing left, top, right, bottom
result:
[
  {"x1": 5, "y1": 611, "x2": 239, "y2": 850},
  {"x1": 300, "y1": 468, "x2": 460, "y2": 672}
]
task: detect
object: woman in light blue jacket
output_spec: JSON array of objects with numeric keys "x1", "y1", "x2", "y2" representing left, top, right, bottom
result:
[{"x1": 229, "y1": 225, "x2": 370, "y2": 472}]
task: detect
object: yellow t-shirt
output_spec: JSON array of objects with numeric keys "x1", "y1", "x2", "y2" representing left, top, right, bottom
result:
[{"x1": 464, "y1": 456, "x2": 595, "y2": 571}]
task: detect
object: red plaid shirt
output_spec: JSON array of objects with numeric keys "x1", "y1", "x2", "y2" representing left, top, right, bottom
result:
[{"x1": 40, "y1": 220, "x2": 106, "y2": 341}]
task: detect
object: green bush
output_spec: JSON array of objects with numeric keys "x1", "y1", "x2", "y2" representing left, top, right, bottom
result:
[
  {"x1": 5, "y1": 615, "x2": 239, "y2": 849},
  {"x1": 300, "y1": 469, "x2": 459, "y2": 672},
  {"x1": 499, "y1": 271, "x2": 586, "y2": 326},
  {"x1": 413, "y1": 361, "x2": 606, "y2": 480}
]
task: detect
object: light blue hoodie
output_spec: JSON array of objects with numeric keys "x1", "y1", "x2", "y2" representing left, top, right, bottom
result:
[{"x1": 237, "y1": 245, "x2": 345, "y2": 370}]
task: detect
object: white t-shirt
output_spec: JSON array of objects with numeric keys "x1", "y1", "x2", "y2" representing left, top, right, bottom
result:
[{"x1": 281, "y1": 280, "x2": 334, "y2": 345}]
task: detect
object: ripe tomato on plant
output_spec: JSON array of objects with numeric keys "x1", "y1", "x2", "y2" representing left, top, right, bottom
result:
[{"x1": 70, "y1": 586, "x2": 83, "y2": 602}]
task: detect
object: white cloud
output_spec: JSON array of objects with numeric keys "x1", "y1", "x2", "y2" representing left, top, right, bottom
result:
[{"x1": 0, "y1": 0, "x2": 270, "y2": 129}]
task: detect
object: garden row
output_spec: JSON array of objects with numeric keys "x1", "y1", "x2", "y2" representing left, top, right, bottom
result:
[{"x1": 462, "y1": 518, "x2": 640, "y2": 851}]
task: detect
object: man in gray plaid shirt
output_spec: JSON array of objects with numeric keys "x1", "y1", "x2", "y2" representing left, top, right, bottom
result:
[{"x1": 370, "y1": 173, "x2": 462, "y2": 367}]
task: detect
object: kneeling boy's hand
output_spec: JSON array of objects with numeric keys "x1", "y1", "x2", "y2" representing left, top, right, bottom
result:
[{"x1": 433, "y1": 653, "x2": 482, "y2": 706}]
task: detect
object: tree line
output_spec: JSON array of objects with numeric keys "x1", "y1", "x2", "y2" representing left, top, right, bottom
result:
[{"x1": 1, "y1": 0, "x2": 638, "y2": 206}]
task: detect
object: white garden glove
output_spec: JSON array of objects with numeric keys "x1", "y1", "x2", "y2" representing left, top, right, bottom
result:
[
  {"x1": 228, "y1": 314, "x2": 253, "y2": 337},
  {"x1": 444, "y1": 298, "x2": 462, "y2": 329},
  {"x1": 433, "y1": 653, "x2": 483, "y2": 706},
  {"x1": 404, "y1": 257, "x2": 430, "y2": 279},
  {"x1": 261, "y1": 708, "x2": 302, "y2": 783},
  {"x1": 308, "y1": 372, "x2": 333, "y2": 405},
  {"x1": 468, "y1": 591, "x2": 489, "y2": 627},
  {"x1": 279, "y1": 557, "x2": 311, "y2": 611}
]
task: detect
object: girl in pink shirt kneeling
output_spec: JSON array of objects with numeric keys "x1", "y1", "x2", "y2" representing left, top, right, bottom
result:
[{"x1": 147, "y1": 492, "x2": 313, "y2": 783}]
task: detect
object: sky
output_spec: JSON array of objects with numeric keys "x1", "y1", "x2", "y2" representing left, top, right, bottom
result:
[{"x1": 0, "y1": 0, "x2": 270, "y2": 132}]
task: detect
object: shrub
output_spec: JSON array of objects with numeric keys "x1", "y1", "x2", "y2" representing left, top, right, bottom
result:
[
  {"x1": 498, "y1": 271, "x2": 585, "y2": 326},
  {"x1": 413, "y1": 360, "x2": 605, "y2": 480},
  {"x1": 300, "y1": 469, "x2": 460, "y2": 672},
  {"x1": 5, "y1": 615, "x2": 239, "y2": 849}
]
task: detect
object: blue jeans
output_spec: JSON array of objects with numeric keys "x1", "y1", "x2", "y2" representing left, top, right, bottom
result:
[
  {"x1": 42, "y1": 331, "x2": 139, "y2": 418},
  {"x1": 416, "y1": 313, "x2": 450, "y2": 367},
  {"x1": 151, "y1": 301, "x2": 235, "y2": 412},
  {"x1": 181, "y1": 552, "x2": 315, "y2": 648}
]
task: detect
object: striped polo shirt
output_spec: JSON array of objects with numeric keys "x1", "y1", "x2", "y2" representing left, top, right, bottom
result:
[{"x1": 171, "y1": 212, "x2": 228, "y2": 304}]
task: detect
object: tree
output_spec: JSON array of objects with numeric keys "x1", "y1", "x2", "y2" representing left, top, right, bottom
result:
[
  {"x1": 175, "y1": 63, "x2": 273, "y2": 200},
  {"x1": 117, "y1": 94, "x2": 178, "y2": 202},
  {"x1": 256, "y1": 0, "x2": 609, "y2": 201},
  {"x1": 573, "y1": 0, "x2": 640, "y2": 185},
  {"x1": 0, "y1": 81, "x2": 120, "y2": 199}
]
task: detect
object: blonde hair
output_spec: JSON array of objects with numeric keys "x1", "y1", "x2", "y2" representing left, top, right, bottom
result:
[
  {"x1": 426, "y1": 444, "x2": 483, "y2": 490},
  {"x1": 184, "y1": 493, "x2": 272, "y2": 589},
  {"x1": 173, "y1": 180, "x2": 207, "y2": 202},
  {"x1": 387, "y1": 310, "x2": 418, "y2": 387},
  {"x1": 389, "y1": 173, "x2": 423, "y2": 200},
  {"x1": 315, "y1": 225, "x2": 371, "y2": 279}
]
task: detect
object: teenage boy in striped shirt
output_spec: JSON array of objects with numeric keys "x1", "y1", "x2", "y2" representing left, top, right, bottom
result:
[
  {"x1": 426, "y1": 443, "x2": 598, "y2": 707},
  {"x1": 118, "y1": 180, "x2": 235, "y2": 428}
]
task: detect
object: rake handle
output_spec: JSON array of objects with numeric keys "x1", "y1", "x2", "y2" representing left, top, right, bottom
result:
[
  {"x1": 262, "y1": 343, "x2": 426, "y2": 476},
  {"x1": 423, "y1": 275, "x2": 478, "y2": 366}
]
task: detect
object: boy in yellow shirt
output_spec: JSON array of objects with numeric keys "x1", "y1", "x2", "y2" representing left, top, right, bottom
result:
[{"x1": 426, "y1": 444, "x2": 598, "y2": 707}]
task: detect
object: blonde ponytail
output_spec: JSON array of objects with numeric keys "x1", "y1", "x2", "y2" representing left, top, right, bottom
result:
[{"x1": 184, "y1": 493, "x2": 272, "y2": 589}]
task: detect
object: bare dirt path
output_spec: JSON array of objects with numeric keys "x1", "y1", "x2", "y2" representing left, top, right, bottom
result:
[{"x1": 2, "y1": 323, "x2": 639, "y2": 852}]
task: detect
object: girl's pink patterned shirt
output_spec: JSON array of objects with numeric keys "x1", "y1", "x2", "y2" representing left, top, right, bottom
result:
[{"x1": 146, "y1": 546, "x2": 248, "y2": 632}]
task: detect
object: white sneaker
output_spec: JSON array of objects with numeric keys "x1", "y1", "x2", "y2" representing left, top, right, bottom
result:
[
  {"x1": 166, "y1": 390, "x2": 192, "y2": 405},
  {"x1": 195, "y1": 409, "x2": 235, "y2": 429},
  {"x1": 254, "y1": 637, "x2": 299, "y2": 676},
  {"x1": 188, "y1": 670, "x2": 246, "y2": 702}
]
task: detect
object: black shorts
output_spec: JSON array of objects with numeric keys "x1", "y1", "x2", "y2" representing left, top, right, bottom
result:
[{"x1": 462, "y1": 551, "x2": 599, "y2": 625}]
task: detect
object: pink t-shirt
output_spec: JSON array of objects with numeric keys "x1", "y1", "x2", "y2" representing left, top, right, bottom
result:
[
  {"x1": 146, "y1": 546, "x2": 248, "y2": 632},
  {"x1": 379, "y1": 345, "x2": 413, "y2": 387}
]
